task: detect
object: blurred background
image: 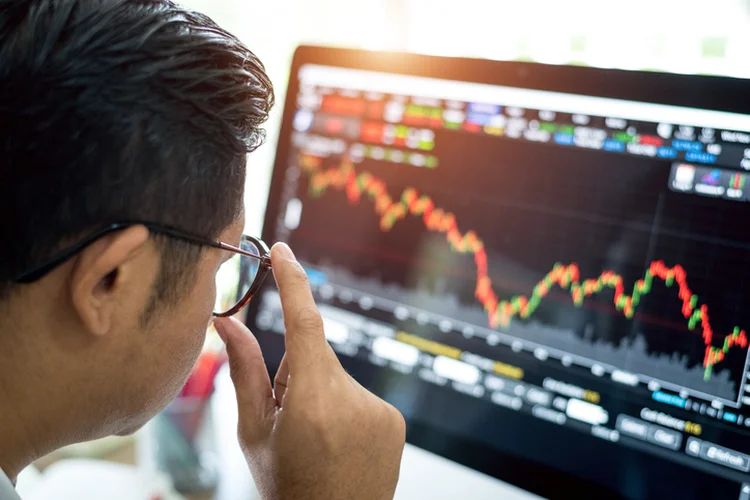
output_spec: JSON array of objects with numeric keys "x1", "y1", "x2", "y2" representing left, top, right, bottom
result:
[{"x1": 177, "y1": 0, "x2": 750, "y2": 236}]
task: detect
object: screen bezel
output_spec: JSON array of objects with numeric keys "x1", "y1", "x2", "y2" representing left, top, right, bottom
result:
[{"x1": 253, "y1": 45, "x2": 750, "y2": 499}]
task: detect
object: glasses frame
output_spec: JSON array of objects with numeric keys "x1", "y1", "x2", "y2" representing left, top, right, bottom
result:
[{"x1": 12, "y1": 221, "x2": 272, "y2": 317}]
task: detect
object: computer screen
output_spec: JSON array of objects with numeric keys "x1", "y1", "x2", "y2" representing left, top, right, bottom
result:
[{"x1": 247, "y1": 46, "x2": 750, "y2": 499}]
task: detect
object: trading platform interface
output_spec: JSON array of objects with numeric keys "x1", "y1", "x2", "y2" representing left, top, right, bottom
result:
[{"x1": 250, "y1": 63, "x2": 750, "y2": 498}]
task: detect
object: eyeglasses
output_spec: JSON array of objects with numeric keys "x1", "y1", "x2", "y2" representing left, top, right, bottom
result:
[{"x1": 13, "y1": 222, "x2": 272, "y2": 317}]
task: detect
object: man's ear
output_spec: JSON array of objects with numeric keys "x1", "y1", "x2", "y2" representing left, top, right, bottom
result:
[{"x1": 69, "y1": 226, "x2": 152, "y2": 335}]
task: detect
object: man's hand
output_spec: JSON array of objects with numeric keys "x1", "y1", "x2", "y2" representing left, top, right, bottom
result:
[{"x1": 214, "y1": 243, "x2": 406, "y2": 500}]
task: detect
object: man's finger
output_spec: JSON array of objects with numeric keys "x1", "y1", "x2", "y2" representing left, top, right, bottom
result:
[
  {"x1": 270, "y1": 243, "x2": 335, "y2": 372},
  {"x1": 274, "y1": 354, "x2": 289, "y2": 407},
  {"x1": 214, "y1": 317, "x2": 275, "y2": 428}
]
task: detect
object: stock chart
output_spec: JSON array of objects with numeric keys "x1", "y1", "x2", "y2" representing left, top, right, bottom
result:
[
  {"x1": 282, "y1": 121, "x2": 750, "y2": 404},
  {"x1": 300, "y1": 153, "x2": 748, "y2": 389}
]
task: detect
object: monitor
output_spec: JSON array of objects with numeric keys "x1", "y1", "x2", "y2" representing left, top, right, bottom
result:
[{"x1": 246, "y1": 46, "x2": 750, "y2": 499}]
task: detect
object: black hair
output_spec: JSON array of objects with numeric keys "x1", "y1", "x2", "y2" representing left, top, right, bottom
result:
[{"x1": 0, "y1": 0, "x2": 274, "y2": 305}]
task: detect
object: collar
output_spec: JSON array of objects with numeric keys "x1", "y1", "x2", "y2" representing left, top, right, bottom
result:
[{"x1": 0, "y1": 466, "x2": 21, "y2": 499}]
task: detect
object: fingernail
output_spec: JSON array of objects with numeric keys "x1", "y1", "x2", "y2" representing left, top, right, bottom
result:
[
  {"x1": 274, "y1": 242, "x2": 295, "y2": 261},
  {"x1": 214, "y1": 318, "x2": 228, "y2": 344}
]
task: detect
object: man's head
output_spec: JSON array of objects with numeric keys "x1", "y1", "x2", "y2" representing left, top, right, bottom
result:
[{"x1": 0, "y1": 0, "x2": 273, "y2": 449}]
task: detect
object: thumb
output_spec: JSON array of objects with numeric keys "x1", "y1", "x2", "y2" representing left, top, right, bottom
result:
[{"x1": 214, "y1": 317, "x2": 275, "y2": 432}]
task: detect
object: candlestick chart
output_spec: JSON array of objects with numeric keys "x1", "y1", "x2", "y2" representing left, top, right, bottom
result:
[{"x1": 297, "y1": 153, "x2": 750, "y2": 399}]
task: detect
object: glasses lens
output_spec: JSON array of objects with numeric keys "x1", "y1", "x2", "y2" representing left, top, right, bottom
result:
[{"x1": 214, "y1": 238, "x2": 262, "y2": 315}]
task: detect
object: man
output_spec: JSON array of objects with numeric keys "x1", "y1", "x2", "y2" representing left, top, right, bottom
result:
[{"x1": 0, "y1": 1, "x2": 406, "y2": 499}]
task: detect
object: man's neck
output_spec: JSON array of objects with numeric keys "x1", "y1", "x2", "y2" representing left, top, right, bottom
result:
[
  {"x1": 0, "y1": 295, "x2": 105, "y2": 482},
  {"x1": 0, "y1": 378, "x2": 42, "y2": 482},
  {"x1": 0, "y1": 311, "x2": 62, "y2": 482}
]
